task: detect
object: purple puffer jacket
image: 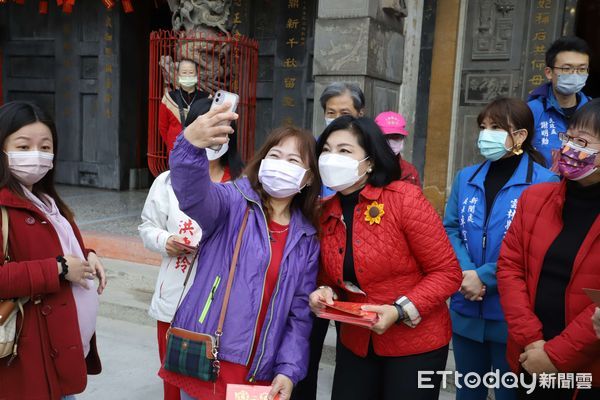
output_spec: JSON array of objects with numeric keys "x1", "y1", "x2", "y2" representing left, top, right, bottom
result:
[{"x1": 169, "y1": 134, "x2": 320, "y2": 384}]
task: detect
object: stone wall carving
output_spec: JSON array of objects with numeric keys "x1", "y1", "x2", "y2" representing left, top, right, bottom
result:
[
  {"x1": 464, "y1": 73, "x2": 512, "y2": 103},
  {"x1": 167, "y1": 0, "x2": 232, "y2": 33},
  {"x1": 472, "y1": 0, "x2": 515, "y2": 60},
  {"x1": 161, "y1": 0, "x2": 235, "y2": 93}
]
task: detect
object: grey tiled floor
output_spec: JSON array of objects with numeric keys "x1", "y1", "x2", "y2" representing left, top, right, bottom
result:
[{"x1": 58, "y1": 184, "x2": 149, "y2": 237}]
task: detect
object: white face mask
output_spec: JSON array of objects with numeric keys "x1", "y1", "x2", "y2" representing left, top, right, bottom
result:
[
  {"x1": 206, "y1": 142, "x2": 229, "y2": 161},
  {"x1": 387, "y1": 138, "x2": 404, "y2": 155},
  {"x1": 178, "y1": 75, "x2": 198, "y2": 89},
  {"x1": 6, "y1": 151, "x2": 54, "y2": 186},
  {"x1": 318, "y1": 153, "x2": 368, "y2": 193},
  {"x1": 258, "y1": 158, "x2": 307, "y2": 199},
  {"x1": 324, "y1": 118, "x2": 335, "y2": 127}
]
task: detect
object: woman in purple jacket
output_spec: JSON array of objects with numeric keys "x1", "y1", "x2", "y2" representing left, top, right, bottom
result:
[{"x1": 159, "y1": 103, "x2": 322, "y2": 400}]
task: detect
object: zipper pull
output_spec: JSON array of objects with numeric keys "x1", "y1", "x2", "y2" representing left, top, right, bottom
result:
[{"x1": 482, "y1": 233, "x2": 487, "y2": 250}]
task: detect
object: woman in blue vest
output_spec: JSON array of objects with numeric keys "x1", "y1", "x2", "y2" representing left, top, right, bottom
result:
[{"x1": 444, "y1": 97, "x2": 558, "y2": 400}]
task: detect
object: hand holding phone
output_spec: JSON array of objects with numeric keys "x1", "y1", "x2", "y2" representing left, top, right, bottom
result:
[
  {"x1": 182, "y1": 99, "x2": 238, "y2": 150},
  {"x1": 208, "y1": 90, "x2": 239, "y2": 150}
]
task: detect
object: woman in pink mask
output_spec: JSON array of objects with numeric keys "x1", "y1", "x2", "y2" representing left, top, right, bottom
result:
[
  {"x1": 0, "y1": 101, "x2": 106, "y2": 399},
  {"x1": 374, "y1": 111, "x2": 421, "y2": 187},
  {"x1": 497, "y1": 98, "x2": 600, "y2": 399}
]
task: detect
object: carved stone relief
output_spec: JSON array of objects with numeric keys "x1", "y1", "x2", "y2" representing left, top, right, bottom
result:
[
  {"x1": 167, "y1": 0, "x2": 232, "y2": 33},
  {"x1": 464, "y1": 73, "x2": 512, "y2": 103},
  {"x1": 161, "y1": 1, "x2": 236, "y2": 93},
  {"x1": 472, "y1": 0, "x2": 515, "y2": 60},
  {"x1": 315, "y1": 21, "x2": 367, "y2": 73}
]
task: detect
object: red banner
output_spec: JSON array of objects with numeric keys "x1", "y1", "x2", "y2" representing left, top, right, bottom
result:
[
  {"x1": 121, "y1": 0, "x2": 132, "y2": 13},
  {"x1": 38, "y1": 0, "x2": 47, "y2": 14},
  {"x1": 0, "y1": 0, "x2": 140, "y2": 13}
]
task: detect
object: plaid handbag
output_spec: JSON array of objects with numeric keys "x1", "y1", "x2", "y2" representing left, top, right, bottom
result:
[{"x1": 164, "y1": 206, "x2": 250, "y2": 381}]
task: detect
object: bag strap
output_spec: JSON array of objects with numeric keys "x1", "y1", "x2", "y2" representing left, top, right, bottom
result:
[
  {"x1": 170, "y1": 205, "x2": 251, "y2": 326},
  {"x1": 215, "y1": 206, "x2": 250, "y2": 337},
  {"x1": 0, "y1": 206, "x2": 26, "y2": 366},
  {"x1": 170, "y1": 242, "x2": 202, "y2": 324},
  {"x1": 1, "y1": 206, "x2": 9, "y2": 264}
]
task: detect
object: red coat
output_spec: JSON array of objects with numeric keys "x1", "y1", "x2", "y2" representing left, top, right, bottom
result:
[
  {"x1": 497, "y1": 181, "x2": 600, "y2": 385},
  {"x1": 399, "y1": 157, "x2": 421, "y2": 187},
  {"x1": 158, "y1": 92, "x2": 184, "y2": 153},
  {"x1": 319, "y1": 181, "x2": 462, "y2": 357},
  {"x1": 0, "y1": 188, "x2": 101, "y2": 400}
]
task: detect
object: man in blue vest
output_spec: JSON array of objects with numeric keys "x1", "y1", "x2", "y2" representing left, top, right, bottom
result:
[{"x1": 528, "y1": 36, "x2": 591, "y2": 169}]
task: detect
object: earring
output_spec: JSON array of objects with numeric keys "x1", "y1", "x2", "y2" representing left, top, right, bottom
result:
[
  {"x1": 512, "y1": 142, "x2": 523, "y2": 156},
  {"x1": 367, "y1": 167, "x2": 373, "y2": 173}
]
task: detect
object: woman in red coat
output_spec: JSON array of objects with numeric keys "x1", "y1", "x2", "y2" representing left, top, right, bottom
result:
[
  {"x1": 158, "y1": 59, "x2": 209, "y2": 153},
  {"x1": 0, "y1": 101, "x2": 107, "y2": 399},
  {"x1": 497, "y1": 98, "x2": 600, "y2": 399},
  {"x1": 308, "y1": 116, "x2": 462, "y2": 400}
]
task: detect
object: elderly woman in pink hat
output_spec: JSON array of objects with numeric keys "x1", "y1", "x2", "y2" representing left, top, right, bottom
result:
[{"x1": 375, "y1": 111, "x2": 421, "y2": 187}]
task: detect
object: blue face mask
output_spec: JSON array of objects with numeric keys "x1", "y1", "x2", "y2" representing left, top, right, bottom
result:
[
  {"x1": 556, "y1": 73, "x2": 588, "y2": 96},
  {"x1": 478, "y1": 129, "x2": 509, "y2": 161}
]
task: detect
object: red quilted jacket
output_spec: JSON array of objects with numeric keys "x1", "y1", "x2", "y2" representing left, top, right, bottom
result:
[
  {"x1": 399, "y1": 157, "x2": 421, "y2": 187},
  {"x1": 497, "y1": 181, "x2": 600, "y2": 386},
  {"x1": 319, "y1": 181, "x2": 462, "y2": 357}
]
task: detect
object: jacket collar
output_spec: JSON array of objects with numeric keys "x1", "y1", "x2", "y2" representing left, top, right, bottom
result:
[
  {"x1": 467, "y1": 153, "x2": 534, "y2": 192},
  {"x1": 232, "y1": 178, "x2": 317, "y2": 237},
  {"x1": 323, "y1": 184, "x2": 383, "y2": 220},
  {"x1": 528, "y1": 82, "x2": 589, "y2": 115},
  {"x1": 0, "y1": 187, "x2": 48, "y2": 220}
]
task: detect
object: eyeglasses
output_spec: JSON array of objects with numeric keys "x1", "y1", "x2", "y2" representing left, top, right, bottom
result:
[
  {"x1": 559, "y1": 132, "x2": 600, "y2": 148},
  {"x1": 552, "y1": 66, "x2": 589, "y2": 75}
]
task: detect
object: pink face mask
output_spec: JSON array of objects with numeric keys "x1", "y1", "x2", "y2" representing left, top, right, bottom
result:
[
  {"x1": 5, "y1": 151, "x2": 54, "y2": 186},
  {"x1": 557, "y1": 142, "x2": 598, "y2": 181}
]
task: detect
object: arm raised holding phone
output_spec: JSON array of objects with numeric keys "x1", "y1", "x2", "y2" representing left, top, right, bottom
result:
[{"x1": 183, "y1": 103, "x2": 237, "y2": 148}]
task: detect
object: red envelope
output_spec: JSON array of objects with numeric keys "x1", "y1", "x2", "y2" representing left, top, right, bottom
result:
[
  {"x1": 226, "y1": 384, "x2": 278, "y2": 400},
  {"x1": 316, "y1": 300, "x2": 378, "y2": 328}
]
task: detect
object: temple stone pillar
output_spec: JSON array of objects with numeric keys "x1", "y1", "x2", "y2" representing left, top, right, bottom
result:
[{"x1": 311, "y1": 0, "x2": 406, "y2": 134}]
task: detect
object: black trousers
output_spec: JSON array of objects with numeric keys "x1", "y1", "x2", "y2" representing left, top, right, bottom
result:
[
  {"x1": 292, "y1": 317, "x2": 337, "y2": 400},
  {"x1": 331, "y1": 343, "x2": 449, "y2": 400}
]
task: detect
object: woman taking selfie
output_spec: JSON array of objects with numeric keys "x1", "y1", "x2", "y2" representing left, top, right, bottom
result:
[
  {"x1": 0, "y1": 101, "x2": 106, "y2": 399},
  {"x1": 159, "y1": 103, "x2": 321, "y2": 400},
  {"x1": 140, "y1": 97, "x2": 244, "y2": 400},
  {"x1": 309, "y1": 116, "x2": 461, "y2": 400}
]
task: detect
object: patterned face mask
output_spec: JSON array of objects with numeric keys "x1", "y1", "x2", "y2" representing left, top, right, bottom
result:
[{"x1": 558, "y1": 142, "x2": 598, "y2": 181}]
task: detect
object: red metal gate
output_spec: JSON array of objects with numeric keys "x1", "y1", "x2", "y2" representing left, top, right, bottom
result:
[{"x1": 147, "y1": 30, "x2": 258, "y2": 177}]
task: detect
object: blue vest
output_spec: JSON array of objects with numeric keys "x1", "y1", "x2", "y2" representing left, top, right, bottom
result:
[
  {"x1": 444, "y1": 153, "x2": 558, "y2": 321},
  {"x1": 527, "y1": 82, "x2": 590, "y2": 167}
]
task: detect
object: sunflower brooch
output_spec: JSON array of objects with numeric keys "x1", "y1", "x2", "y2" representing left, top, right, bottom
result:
[{"x1": 364, "y1": 201, "x2": 385, "y2": 225}]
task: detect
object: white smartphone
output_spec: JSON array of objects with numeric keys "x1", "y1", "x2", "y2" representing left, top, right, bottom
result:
[{"x1": 208, "y1": 90, "x2": 239, "y2": 150}]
